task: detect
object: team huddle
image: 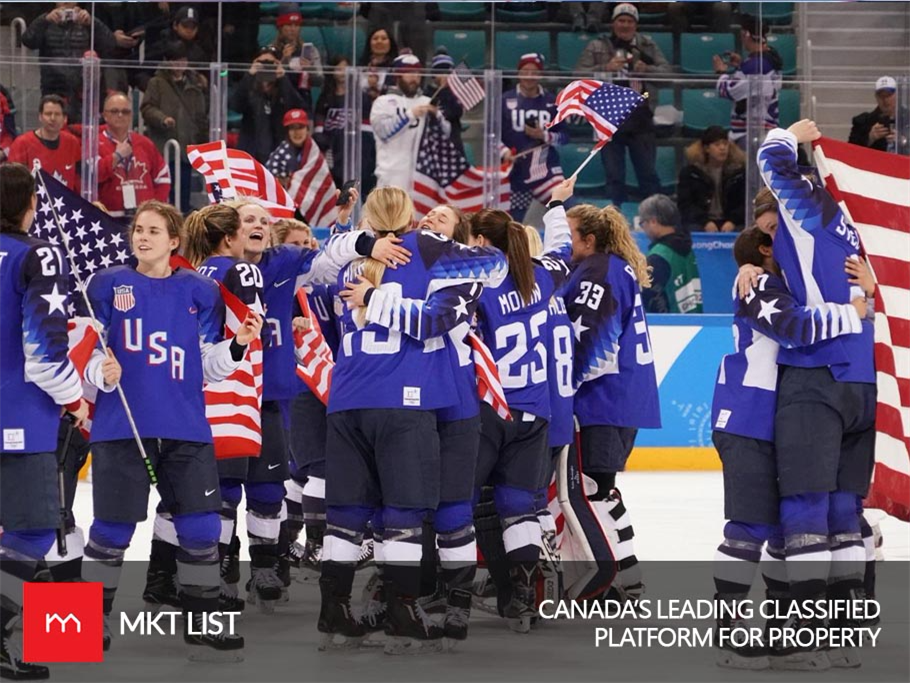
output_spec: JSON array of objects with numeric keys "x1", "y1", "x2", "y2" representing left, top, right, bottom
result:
[{"x1": 0, "y1": 118, "x2": 882, "y2": 675}]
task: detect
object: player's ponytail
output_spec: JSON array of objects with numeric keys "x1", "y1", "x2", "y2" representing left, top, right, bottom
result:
[
  {"x1": 0, "y1": 163, "x2": 36, "y2": 234},
  {"x1": 353, "y1": 186, "x2": 415, "y2": 299},
  {"x1": 183, "y1": 204, "x2": 242, "y2": 267},
  {"x1": 601, "y1": 205, "x2": 652, "y2": 288},
  {"x1": 470, "y1": 209, "x2": 536, "y2": 306}
]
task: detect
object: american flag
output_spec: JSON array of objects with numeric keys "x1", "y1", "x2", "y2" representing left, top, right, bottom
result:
[
  {"x1": 318, "y1": 108, "x2": 347, "y2": 132},
  {"x1": 412, "y1": 117, "x2": 510, "y2": 216},
  {"x1": 467, "y1": 331, "x2": 512, "y2": 422},
  {"x1": 527, "y1": 145, "x2": 548, "y2": 184},
  {"x1": 814, "y1": 138, "x2": 910, "y2": 521},
  {"x1": 186, "y1": 141, "x2": 295, "y2": 219},
  {"x1": 548, "y1": 80, "x2": 645, "y2": 144},
  {"x1": 287, "y1": 137, "x2": 339, "y2": 228},
  {"x1": 293, "y1": 288, "x2": 334, "y2": 405},
  {"x1": 448, "y1": 63, "x2": 485, "y2": 112}
]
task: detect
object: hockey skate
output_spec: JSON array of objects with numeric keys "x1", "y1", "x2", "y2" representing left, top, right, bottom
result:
[
  {"x1": 383, "y1": 589, "x2": 443, "y2": 655},
  {"x1": 503, "y1": 565, "x2": 537, "y2": 634},
  {"x1": 142, "y1": 569, "x2": 181, "y2": 612},
  {"x1": 714, "y1": 608, "x2": 769, "y2": 671},
  {"x1": 246, "y1": 565, "x2": 284, "y2": 614},
  {"x1": 443, "y1": 588, "x2": 472, "y2": 649},
  {"x1": 184, "y1": 612, "x2": 244, "y2": 663},
  {"x1": 2, "y1": 623, "x2": 48, "y2": 680},
  {"x1": 768, "y1": 613, "x2": 831, "y2": 671},
  {"x1": 471, "y1": 570, "x2": 509, "y2": 617},
  {"x1": 827, "y1": 587, "x2": 865, "y2": 669},
  {"x1": 293, "y1": 538, "x2": 322, "y2": 584},
  {"x1": 358, "y1": 571, "x2": 389, "y2": 641},
  {"x1": 317, "y1": 577, "x2": 365, "y2": 650},
  {"x1": 355, "y1": 538, "x2": 374, "y2": 571},
  {"x1": 102, "y1": 614, "x2": 112, "y2": 652},
  {"x1": 218, "y1": 580, "x2": 246, "y2": 613}
]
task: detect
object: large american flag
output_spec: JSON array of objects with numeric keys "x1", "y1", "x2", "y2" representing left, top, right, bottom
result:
[
  {"x1": 412, "y1": 117, "x2": 510, "y2": 216},
  {"x1": 448, "y1": 63, "x2": 485, "y2": 112},
  {"x1": 548, "y1": 80, "x2": 645, "y2": 143},
  {"x1": 814, "y1": 137, "x2": 910, "y2": 521},
  {"x1": 187, "y1": 141, "x2": 295, "y2": 219},
  {"x1": 467, "y1": 331, "x2": 512, "y2": 421},
  {"x1": 287, "y1": 137, "x2": 338, "y2": 228}
]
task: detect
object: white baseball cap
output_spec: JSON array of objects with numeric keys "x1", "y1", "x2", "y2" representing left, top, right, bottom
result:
[
  {"x1": 612, "y1": 3, "x2": 639, "y2": 22},
  {"x1": 875, "y1": 76, "x2": 897, "y2": 93}
]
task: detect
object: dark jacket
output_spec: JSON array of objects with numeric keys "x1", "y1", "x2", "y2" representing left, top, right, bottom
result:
[
  {"x1": 229, "y1": 73, "x2": 307, "y2": 164},
  {"x1": 676, "y1": 140, "x2": 746, "y2": 232},
  {"x1": 849, "y1": 106, "x2": 910, "y2": 154},
  {"x1": 140, "y1": 68, "x2": 209, "y2": 155}
]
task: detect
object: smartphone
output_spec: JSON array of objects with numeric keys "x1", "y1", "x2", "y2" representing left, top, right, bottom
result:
[
  {"x1": 525, "y1": 114, "x2": 538, "y2": 129},
  {"x1": 335, "y1": 179, "x2": 359, "y2": 206}
]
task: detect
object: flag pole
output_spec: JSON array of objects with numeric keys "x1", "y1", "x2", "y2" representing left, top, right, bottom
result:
[
  {"x1": 33, "y1": 165, "x2": 158, "y2": 485},
  {"x1": 512, "y1": 143, "x2": 551, "y2": 161},
  {"x1": 569, "y1": 140, "x2": 607, "y2": 180}
]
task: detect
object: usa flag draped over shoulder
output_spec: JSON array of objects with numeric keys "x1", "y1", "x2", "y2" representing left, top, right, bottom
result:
[
  {"x1": 294, "y1": 288, "x2": 334, "y2": 405},
  {"x1": 287, "y1": 137, "x2": 339, "y2": 228},
  {"x1": 467, "y1": 331, "x2": 512, "y2": 421},
  {"x1": 813, "y1": 137, "x2": 910, "y2": 521},
  {"x1": 187, "y1": 141, "x2": 295, "y2": 219},
  {"x1": 412, "y1": 117, "x2": 510, "y2": 216},
  {"x1": 548, "y1": 80, "x2": 645, "y2": 146}
]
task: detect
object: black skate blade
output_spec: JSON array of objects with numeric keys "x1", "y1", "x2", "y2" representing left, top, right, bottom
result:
[
  {"x1": 317, "y1": 632, "x2": 364, "y2": 651},
  {"x1": 506, "y1": 616, "x2": 531, "y2": 634},
  {"x1": 769, "y1": 651, "x2": 832, "y2": 671},
  {"x1": 829, "y1": 647, "x2": 862, "y2": 669}
]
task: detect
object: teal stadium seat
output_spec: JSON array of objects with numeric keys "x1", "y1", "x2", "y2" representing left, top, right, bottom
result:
[
  {"x1": 438, "y1": 2, "x2": 486, "y2": 21},
  {"x1": 778, "y1": 89, "x2": 800, "y2": 127},
  {"x1": 739, "y1": 3, "x2": 794, "y2": 25},
  {"x1": 557, "y1": 32, "x2": 595, "y2": 71},
  {"x1": 640, "y1": 32, "x2": 674, "y2": 63},
  {"x1": 682, "y1": 88, "x2": 733, "y2": 132},
  {"x1": 259, "y1": 2, "x2": 280, "y2": 15},
  {"x1": 494, "y1": 5, "x2": 548, "y2": 22},
  {"x1": 258, "y1": 23, "x2": 277, "y2": 48},
  {"x1": 625, "y1": 147, "x2": 676, "y2": 191},
  {"x1": 680, "y1": 33, "x2": 735, "y2": 74},
  {"x1": 464, "y1": 143, "x2": 476, "y2": 167},
  {"x1": 620, "y1": 202, "x2": 641, "y2": 229},
  {"x1": 322, "y1": 26, "x2": 355, "y2": 60},
  {"x1": 297, "y1": 3, "x2": 326, "y2": 18},
  {"x1": 321, "y1": 3, "x2": 356, "y2": 20},
  {"x1": 434, "y1": 30, "x2": 487, "y2": 69},
  {"x1": 301, "y1": 26, "x2": 327, "y2": 55},
  {"x1": 559, "y1": 143, "x2": 605, "y2": 195},
  {"x1": 767, "y1": 33, "x2": 796, "y2": 75},
  {"x1": 494, "y1": 31, "x2": 550, "y2": 71}
]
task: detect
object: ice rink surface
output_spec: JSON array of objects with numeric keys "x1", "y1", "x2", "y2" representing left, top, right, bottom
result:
[{"x1": 58, "y1": 471, "x2": 908, "y2": 683}]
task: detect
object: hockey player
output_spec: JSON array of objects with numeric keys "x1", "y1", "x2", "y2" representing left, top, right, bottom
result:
[
  {"x1": 81, "y1": 200, "x2": 263, "y2": 660},
  {"x1": 500, "y1": 53, "x2": 571, "y2": 222},
  {"x1": 468, "y1": 177, "x2": 575, "y2": 633},
  {"x1": 562, "y1": 204, "x2": 661, "y2": 601},
  {"x1": 0, "y1": 163, "x2": 89, "y2": 680},
  {"x1": 712, "y1": 227, "x2": 868, "y2": 671},
  {"x1": 370, "y1": 53, "x2": 451, "y2": 191},
  {"x1": 317, "y1": 187, "x2": 508, "y2": 654}
]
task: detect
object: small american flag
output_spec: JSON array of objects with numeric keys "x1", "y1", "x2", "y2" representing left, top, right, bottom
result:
[
  {"x1": 814, "y1": 137, "x2": 910, "y2": 521},
  {"x1": 294, "y1": 288, "x2": 334, "y2": 405},
  {"x1": 549, "y1": 80, "x2": 645, "y2": 144},
  {"x1": 320, "y1": 108, "x2": 347, "y2": 132},
  {"x1": 187, "y1": 141, "x2": 295, "y2": 219},
  {"x1": 448, "y1": 62, "x2": 485, "y2": 112},
  {"x1": 467, "y1": 331, "x2": 512, "y2": 421},
  {"x1": 287, "y1": 137, "x2": 338, "y2": 228}
]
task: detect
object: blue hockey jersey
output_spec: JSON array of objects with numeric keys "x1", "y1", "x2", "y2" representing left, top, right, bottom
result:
[
  {"x1": 564, "y1": 252, "x2": 661, "y2": 429},
  {"x1": 757, "y1": 128, "x2": 875, "y2": 383},
  {"x1": 86, "y1": 266, "x2": 239, "y2": 443},
  {"x1": 474, "y1": 206, "x2": 572, "y2": 420},
  {"x1": 197, "y1": 255, "x2": 265, "y2": 311},
  {"x1": 0, "y1": 234, "x2": 82, "y2": 453},
  {"x1": 307, "y1": 284, "x2": 341, "y2": 358},
  {"x1": 712, "y1": 272, "x2": 864, "y2": 442},
  {"x1": 330, "y1": 230, "x2": 507, "y2": 413},
  {"x1": 547, "y1": 294, "x2": 575, "y2": 447},
  {"x1": 501, "y1": 86, "x2": 569, "y2": 186}
]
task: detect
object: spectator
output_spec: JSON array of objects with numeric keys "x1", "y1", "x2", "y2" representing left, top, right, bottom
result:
[
  {"x1": 639, "y1": 194, "x2": 703, "y2": 314},
  {"x1": 359, "y1": 27, "x2": 398, "y2": 103},
  {"x1": 677, "y1": 125, "x2": 745, "y2": 233},
  {"x1": 7, "y1": 94, "x2": 81, "y2": 192},
  {"x1": 145, "y1": 6, "x2": 214, "y2": 66},
  {"x1": 849, "y1": 76, "x2": 909, "y2": 155},
  {"x1": 371, "y1": 53, "x2": 449, "y2": 191},
  {"x1": 364, "y1": 4, "x2": 427, "y2": 65},
  {"x1": 140, "y1": 42, "x2": 208, "y2": 209},
  {"x1": 265, "y1": 109, "x2": 313, "y2": 188},
  {"x1": 575, "y1": 3, "x2": 667, "y2": 205},
  {"x1": 20, "y1": 3, "x2": 115, "y2": 120},
  {"x1": 501, "y1": 52, "x2": 571, "y2": 222},
  {"x1": 229, "y1": 45, "x2": 307, "y2": 164},
  {"x1": 97, "y1": 92, "x2": 171, "y2": 218},
  {"x1": 428, "y1": 49, "x2": 466, "y2": 154},
  {"x1": 271, "y1": 11, "x2": 324, "y2": 114},
  {"x1": 0, "y1": 85, "x2": 18, "y2": 163},
  {"x1": 714, "y1": 14, "x2": 782, "y2": 149}
]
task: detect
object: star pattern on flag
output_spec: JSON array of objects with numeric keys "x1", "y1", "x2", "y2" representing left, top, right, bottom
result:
[
  {"x1": 30, "y1": 171, "x2": 134, "y2": 315},
  {"x1": 416, "y1": 118, "x2": 471, "y2": 187}
]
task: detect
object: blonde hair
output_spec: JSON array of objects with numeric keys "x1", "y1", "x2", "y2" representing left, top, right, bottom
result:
[
  {"x1": 524, "y1": 225, "x2": 543, "y2": 257},
  {"x1": 183, "y1": 204, "x2": 242, "y2": 267},
  {"x1": 355, "y1": 187, "x2": 416, "y2": 298},
  {"x1": 566, "y1": 204, "x2": 652, "y2": 288},
  {"x1": 271, "y1": 218, "x2": 312, "y2": 246}
]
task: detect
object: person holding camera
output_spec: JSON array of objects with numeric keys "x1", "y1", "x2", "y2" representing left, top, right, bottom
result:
[
  {"x1": 20, "y1": 2, "x2": 116, "y2": 120},
  {"x1": 849, "y1": 76, "x2": 908, "y2": 155},
  {"x1": 230, "y1": 46, "x2": 308, "y2": 165},
  {"x1": 270, "y1": 11, "x2": 324, "y2": 114}
]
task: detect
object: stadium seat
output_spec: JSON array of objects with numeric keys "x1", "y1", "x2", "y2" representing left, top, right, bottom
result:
[
  {"x1": 640, "y1": 32, "x2": 673, "y2": 63},
  {"x1": 620, "y1": 202, "x2": 641, "y2": 230},
  {"x1": 680, "y1": 33, "x2": 735, "y2": 74},
  {"x1": 321, "y1": 3, "x2": 356, "y2": 19},
  {"x1": 494, "y1": 31, "x2": 550, "y2": 71},
  {"x1": 767, "y1": 33, "x2": 796, "y2": 75},
  {"x1": 654, "y1": 88, "x2": 674, "y2": 107},
  {"x1": 557, "y1": 32, "x2": 596, "y2": 71},
  {"x1": 322, "y1": 26, "x2": 356, "y2": 60},
  {"x1": 433, "y1": 29, "x2": 487, "y2": 69},
  {"x1": 625, "y1": 147, "x2": 676, "y2": 191},
  {"x1": 464, "y1": 143, "x2": 476, "y2": 166},
  {"x1": 301, "y1": 26, "x2": 327, "y2": 55},
  {"x1": 438, "y1": 2, "x2": 486, "y2": 21},
  {"x1": 681, "y1": 88, "x2": 732, "y2": 132},
  {"x1": 778, "y1": 88, "x2": 800, "y2": 127},
  {"x1": 258, "y1": 23, "x2": 277, "y2": 48},
  {"x1": 259, "y1": 2, "x2": 280, "y2": 15},
  {"x1": 297, "y1": 3, "x2": 326, "y2": 18},
  {"x1": 494, "y1": 5, "x2": 548, "y2": 22},
  {"x1": 739, "y1": 3, "x2": 794, "y2": 25},
  {"x1": 559, "y1": 143, "x2": 605, "y2": 195}
]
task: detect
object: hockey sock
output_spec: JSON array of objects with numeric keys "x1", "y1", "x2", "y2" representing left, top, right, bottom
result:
[
  {"x1": 44, "y1": 526, "x2": 85, "y2": 582},
  {"x1": 780, "y1": 493, "x2": 831, "y2": 603},
  {"x1": 859, "y1": 514, "x2": 876, "y2": 598},
  {"x1": 303, "y1": 475, "x2": 327, "y2": 543},
  {"x1": 494, "y1": 486, "x2": 542, "y2": 564},
  {"x1": 827, "y1": 492, "x2": 865, "y2": 598},
  {"x1": 760, "y1": 530, "x2": 788, "y2": 598},
  {"x1": 713, "y1": 521, "x2": 775, "y2": 597},
  {"x1": 218, "y1": 479, "x2": 242, "y2": 578},
  {"x1": 323, "y1": 505, "x2": 373, "y2": 596},
  {"x1": 587, "y1": 472, "x2": 617, "y2": 501},
  {"x1": 83, "y1": 520, "x2": 136, "y2": 613},
  {"x1": 150, "y1": 512, "x2": 179, "y2": 573},
  {"x1": 284, "y1": 478, "x2": 305, "y2": 545},
  {"x1": 419, "y1": 517, "x2": 439, "y2": 598},
  {"x1": 381, "y1": 507, "x2": 428, "y2": 598},
  {"x1": 436, "y1": 502, "x2": 477, "y2": 593},
  {"x1": 246, "y1": 482, "x2": 284, "y2": 569},
  {"x1": 0, "y1": 530, "x2": 55, "y2": 621},
  {"x1": 173, "y1": 512, "x2": 221, "y2": 612},
  {"x1": 473, "y1": 487, "x2": 511, "y2": 600}
]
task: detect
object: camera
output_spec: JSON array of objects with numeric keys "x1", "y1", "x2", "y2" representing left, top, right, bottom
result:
[
  {"x1": 525, "y1": 114, "x2": 538, "y2": 129},
  {"x1": 60, "y1": 8, "x2": 77, "y2": 22}
]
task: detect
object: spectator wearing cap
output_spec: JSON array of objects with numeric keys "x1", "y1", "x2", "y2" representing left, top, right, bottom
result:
[
  {"x1": 146, "y1": 5, "x2": 214, "y2": 67},
  {"x1": 371, "y1": 53, "x2": 451, "y2": 192},
  {"x1": 229, "y1": 45, "x2": 308, "y2": 164},
  {"x1": 7, "y1": 94, "x2": 82, "y2": 192},
  {"x1": 428, "y1": 48, "x2": 466, "y2": 154},
  {"x1": 20, "y1": 3, "x2": 116, "y2": 120},
  {"x1": 271, "y1": 11, "x2": 324, "y2": 113},
  {"x1": 676, "y1": 125, "x2": 745, "y2": 233},
  {"x1": 575, "y1": 3, "x2": 668, "y2": 206},
  {"x1": 140, "y1": 41, "x2": 209, "y2": 209},
  {"x1": 640, "y1": 194, "x2": 703, "y2": 314},
  {"x1": 501, "y1": 52, "x2": 572, "y2": 222},
  {"x1": 714, "y1": 14, "x2": 783, "y2": 149},
  {"x1": 849, "y1": 77, "x2": 909, "y2": 155},
  {"x1": 266, "y1": 109, "x2": 313, "y2": 187}
]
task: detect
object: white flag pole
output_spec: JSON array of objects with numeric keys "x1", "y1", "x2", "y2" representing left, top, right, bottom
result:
[{"x1": 569, "y1": 142, "x2": 606, "y2": 180}]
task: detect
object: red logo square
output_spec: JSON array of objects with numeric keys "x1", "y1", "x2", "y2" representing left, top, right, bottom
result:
[{"x1": 23, "y1": 582, "x2": 104, "y2": 663}]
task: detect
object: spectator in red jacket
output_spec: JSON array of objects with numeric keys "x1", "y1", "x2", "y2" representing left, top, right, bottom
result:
[
  {"x1": 97, "y1": 92, "x2": 171, "y2": 217},
  {"x1": 7, "y1": 94, "x2": 81, "y2": 192}
]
